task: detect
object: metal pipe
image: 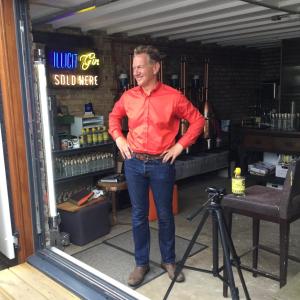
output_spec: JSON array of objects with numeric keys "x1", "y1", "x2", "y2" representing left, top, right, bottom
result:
[
  {"x1": 180, "y1": 56, "x2": 190, "y2": 154},
  {"x1": 180, "y1": 56, "x2": 187, "y2": 95},
  {"x1": 129, "y1": 53, "x2": 134, "y2": 88},
  {"x1": 159, "y1": 59, "x2": 163, "y2": 83}
]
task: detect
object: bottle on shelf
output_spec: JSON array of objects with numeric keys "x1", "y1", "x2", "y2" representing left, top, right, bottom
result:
[
  {"x1": 103, "y1": 130, "x2": 109, "y2": 142},
  {"x1": 231, "y1": 167, "x2": 245, "y2": 196},
  {"x1": 92, "y1": 127, "x2": 98, "y2": 145},
  {"x1": 86, "y1": 128, "x2": 92, "y2": 145},
  {"x1": 97, "y1": 126, "x2": 103, "y2": 144},
  {"x1": 79, "y1": 128, "x2": 86, "y2": 147}
]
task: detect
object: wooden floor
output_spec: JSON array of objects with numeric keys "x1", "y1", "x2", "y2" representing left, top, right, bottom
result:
[{"x1": 0, "y1": 263, "x2": 79, "y2": 299}]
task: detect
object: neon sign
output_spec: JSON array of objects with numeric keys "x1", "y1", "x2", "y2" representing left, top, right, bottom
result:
[
  {"x1": 48, "y1": 49, "x2": 101, "y2": 87},
  {"x1": 79, "y1": 52, "x2": 100, "y2": 70},
  {"x1": 52, "y1": 51, "x2": 78, "y2": 69},
  {"x1": 50, "y1": 51, "x2": 100, "y2": 71},
  {"x1": 52, "y1": 74, "x2": 98, "y2": 86}
]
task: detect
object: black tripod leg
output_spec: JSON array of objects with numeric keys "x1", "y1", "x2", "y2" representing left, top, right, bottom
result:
[
  {"x1": 214, "y1": 209, "x2": 239, "y2": 300},
  {"x1": 163, "y1": 210, "x2": 210, "y2": 300},
  {"x1": 212, "y1": 213, "x2": 219, "y2": 276},
  {"x1": 223, "y1": 209, "x2": 232, "y2": 298},
  {"x1": 217, "y1": 209, "x2": 251, "y2": 300}
]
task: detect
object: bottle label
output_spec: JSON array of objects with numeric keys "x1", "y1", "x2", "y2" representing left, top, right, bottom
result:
[{"x1": 232, "y1": 177, "x2": 245, "y2": 196}]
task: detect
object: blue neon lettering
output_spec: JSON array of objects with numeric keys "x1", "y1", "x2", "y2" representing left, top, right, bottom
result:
[{"x1": 51, "y1": 51, "x2": 78, "y2": 70}]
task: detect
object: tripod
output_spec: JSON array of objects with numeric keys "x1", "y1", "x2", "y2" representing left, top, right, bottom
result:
[{"x1": 163, "y1": 187, "x2": 251, "y2": 300}]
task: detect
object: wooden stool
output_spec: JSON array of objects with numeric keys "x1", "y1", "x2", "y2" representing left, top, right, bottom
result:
[{"x1": 97, "y1": 181, "x2": 128, "y2": 225}]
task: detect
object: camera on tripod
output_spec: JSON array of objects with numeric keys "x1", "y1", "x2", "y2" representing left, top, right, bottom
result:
[
  {"x1": 164, "y1": 185, "x2": 250, "y2": 300},
  {"x1": 205, "y1": 186, "x2": 226, "y2": 204}
]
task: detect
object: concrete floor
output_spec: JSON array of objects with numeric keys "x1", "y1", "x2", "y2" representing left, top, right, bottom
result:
[{"x1": 66, "y1": 172, "x2": 300, "y2": 300}]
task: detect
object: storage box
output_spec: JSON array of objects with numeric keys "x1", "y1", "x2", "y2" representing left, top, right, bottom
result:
[
  {"x1": 275, "y1": 164, "x2": 289, "y2": 178},
  {"x1": 59, "y1": 200, "x2": 110, "y2": 245},
  {"x1": 148, "y1": 185, "x2": 178, "y2": 221},
  {"x1": 266, "y1": 182, "x2": 283, "y2": 190}
]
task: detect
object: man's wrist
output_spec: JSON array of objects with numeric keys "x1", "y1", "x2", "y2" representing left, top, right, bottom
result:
[
  {"x1": 175, "y1": 142, "x2": 184, "y2": 151},
  {"x1": 115, "y1": 136, "x2": 125, "y2": 143}
]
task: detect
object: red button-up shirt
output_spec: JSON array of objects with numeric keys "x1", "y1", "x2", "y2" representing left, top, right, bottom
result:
[{"x1": 109, "y1": 82, "x2": 205, "y2": 155}]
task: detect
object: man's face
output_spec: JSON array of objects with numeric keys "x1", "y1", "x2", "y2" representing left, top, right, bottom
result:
[{"x1": 132, "y1": 53, "x2": 159, "y2": 88}]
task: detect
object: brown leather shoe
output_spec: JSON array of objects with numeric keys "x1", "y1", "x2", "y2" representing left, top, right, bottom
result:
[
  {"x1": 127, "y1": 266, "x2": 150, "y2": 287},
  {"x1": 161, "y1": 263, "x2": 185, "y2": 282}
]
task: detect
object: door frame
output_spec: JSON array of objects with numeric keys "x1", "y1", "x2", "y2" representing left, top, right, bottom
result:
[{"x1": 0, "y1": 0, "x2": 34, "y2": 262}]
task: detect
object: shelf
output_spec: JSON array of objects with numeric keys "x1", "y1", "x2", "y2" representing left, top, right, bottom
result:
[
  {"x1": 246, "y1": 173, "x2": 284, "y2": 186},
  {"x1": 55, "y1": 167, "x2": 115, "y2": 183},
  {"x1": 53, "y1": 141, "x2": 114, "y2": 156}
]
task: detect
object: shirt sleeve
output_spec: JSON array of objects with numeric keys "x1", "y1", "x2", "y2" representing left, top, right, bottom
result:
[
  {"x1": 175, "y1": 94, "x2": 205, "y2": 149},
  {"x1": 108, "y1": 95, "x2": 127, "y2": 141}
]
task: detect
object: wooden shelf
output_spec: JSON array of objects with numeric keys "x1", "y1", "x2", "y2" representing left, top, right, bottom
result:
[
  {"x1": 53, "y1": 141, "x2": 114, "y2": 156},
  {"x1": 55, "y1": 168, "x2": 115, "y2": 183},
  {"x1": 246, "y1": 173, "x2": 284, "y2": 186}
]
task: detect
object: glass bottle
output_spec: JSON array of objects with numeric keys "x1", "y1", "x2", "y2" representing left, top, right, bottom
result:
[
  {"x1": 97, "y1": 126, "x2": 103, "y2": 144},
  {"x1": 92, "y1": 127, "x2": 98, "y2": 145},
  {"x1": 86, "y1": 128, "x2": 92, "y2": 145},
  {"x1": 79, "y1": 128, "x2": 86, "y2": 147},
  {"x1": 231, "y1": 167, "x2": 245, "y2": 196}
]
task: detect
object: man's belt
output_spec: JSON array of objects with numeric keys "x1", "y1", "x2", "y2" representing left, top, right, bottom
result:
[{"x1": 132, "y1": 152, "x2": 163, "y2": 161}]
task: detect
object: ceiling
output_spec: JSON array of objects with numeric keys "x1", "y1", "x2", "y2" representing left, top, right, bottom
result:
[{"x1": 29, "y1": 0, "x2": 300, "y2": 48}]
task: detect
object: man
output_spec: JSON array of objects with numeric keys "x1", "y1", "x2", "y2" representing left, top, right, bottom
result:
[{"x1": 109, "y1": 45, "x2": 205, "y2": 286}]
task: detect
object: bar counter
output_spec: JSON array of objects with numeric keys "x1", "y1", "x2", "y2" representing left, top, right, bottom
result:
[{"x1": 237, "y1": 127, "x2": 300, "y2": 154}]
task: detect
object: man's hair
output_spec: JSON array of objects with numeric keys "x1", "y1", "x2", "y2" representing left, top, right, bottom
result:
[{"x1": 133, "y1": 45, "x2": 161, "y2": 64}]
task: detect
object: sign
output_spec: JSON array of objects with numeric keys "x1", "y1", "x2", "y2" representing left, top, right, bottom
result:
[{"x1": 47, "y1": 49, "x2": 101, "y2": 88}]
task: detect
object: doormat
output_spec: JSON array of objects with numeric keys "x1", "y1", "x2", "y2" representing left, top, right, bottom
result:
[
  {"x1": 105, "y1": 228, "x2": 207, "y2": 265},
  {"x1": 73, "y1": 243, "x2": 164, "y2": 288}
]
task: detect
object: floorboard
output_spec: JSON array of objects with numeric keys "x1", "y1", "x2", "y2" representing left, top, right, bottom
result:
[{"x1": 0, "y1": 263, "x2": 79, "y2": 300}]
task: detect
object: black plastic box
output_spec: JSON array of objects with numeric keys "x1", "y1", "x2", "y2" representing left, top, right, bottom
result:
[{"x1": 59, "y1": 201, "x2": 111, "y2": 246}]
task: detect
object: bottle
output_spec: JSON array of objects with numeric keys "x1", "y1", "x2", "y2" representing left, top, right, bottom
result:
[
  {"x1": 232, "y1": 167, "x2": 245, "y2": 196},
  {"x1": 103, "y1": 130, "x2": 109, "y2": 142},
  {"x1": 92, "y1": 127, "x2": 98, "y2": 145},
  {"x1": 79, "y1": 128, "x2": 86, "y2": 147},
  {"x1": 86, "y1": 128, "x2": 92, "y2": 145},
  {"x1": 97, "y1": 126, "x2": 103, "y2": 144}
]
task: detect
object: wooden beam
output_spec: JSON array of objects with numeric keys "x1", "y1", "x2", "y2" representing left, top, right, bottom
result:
[{"x1": 0, "y1": 0, "x2": 34, "y2": 262}]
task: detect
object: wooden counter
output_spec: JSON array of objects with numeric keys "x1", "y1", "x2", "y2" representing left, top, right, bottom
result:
[
  {"x1": 235, "y1": 127, "x2": 300, "y2": 174},
  {"x1": 238, "y1": 128, "x2": 300, "y2": 154}
]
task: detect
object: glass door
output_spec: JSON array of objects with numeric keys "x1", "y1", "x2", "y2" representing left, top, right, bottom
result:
[{"x1": 0, "y1": 122, "x2": 15, "y2": 259}]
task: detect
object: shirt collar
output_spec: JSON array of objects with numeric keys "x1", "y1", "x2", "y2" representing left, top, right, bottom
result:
[{"x1": 139, "y1": 81, "x2": 162, "y2": 96}]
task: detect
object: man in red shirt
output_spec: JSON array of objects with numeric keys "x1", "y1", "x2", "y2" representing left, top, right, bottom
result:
[{"x1": 109, "y1": 45, "x2": 204, "y2": 287}]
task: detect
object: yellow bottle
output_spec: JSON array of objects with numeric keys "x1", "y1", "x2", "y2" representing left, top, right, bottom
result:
[
  {"x1": 97, "y1": 126, "x2": 103, "y2": 144},
  {"x1": 232, "y1": 167, "x2": 245, "y2": 196},
  {"x1": 79, "y1": 128, "x2": 86, "y2": 147},
  {"x1": 92, "y1": 127, "x2": 98, "y2": 145},
  {"x1": 86, "y1": 128, "x2": 92, "y2": 145}
]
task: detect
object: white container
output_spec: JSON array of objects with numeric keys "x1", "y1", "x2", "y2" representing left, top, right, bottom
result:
[
  {"x1": 266, "y1": 182, "x2": 283, "y2": 190},
  {"x1": 275, "y1": 164, "x2": 288, "y2": 178}
]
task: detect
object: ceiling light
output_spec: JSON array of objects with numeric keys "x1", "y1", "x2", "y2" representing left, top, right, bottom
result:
[{"x1": 77, "y1": 6, "x2": 96, "y2": 13}]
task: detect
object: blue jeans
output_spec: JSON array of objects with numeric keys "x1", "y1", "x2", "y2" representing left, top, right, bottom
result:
[{"x1": 124, "y1": 157, "x2": 176, "y2": 266}]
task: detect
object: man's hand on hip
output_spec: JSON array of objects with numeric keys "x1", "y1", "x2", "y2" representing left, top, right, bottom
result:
[
  {"x1": 162, "y1": 143, "x2": 184, "y2": 164},
  {"x1": 116, "y1": 136, "x2": 132, "y2": 159}
]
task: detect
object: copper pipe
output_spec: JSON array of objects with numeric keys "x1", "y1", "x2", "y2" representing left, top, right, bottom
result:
[
  {"x1": 203, "y1": 59, "x2": 209, "y2": 102},
  {"x1": 159, "y1": 59, "x2": 163, "y2": 83},
  {"x1": 179, "y1": 56, "x2": 189, "y2": 154},
  {"x1": 180, "y1": 56, "x2": 187, "y2": 95},
  {"x1": 203, "y1": 58, "x2": 211, "y2": 140},
  {"x1": 129, "y1": 54, "x2": 134, "y2": 87}
]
